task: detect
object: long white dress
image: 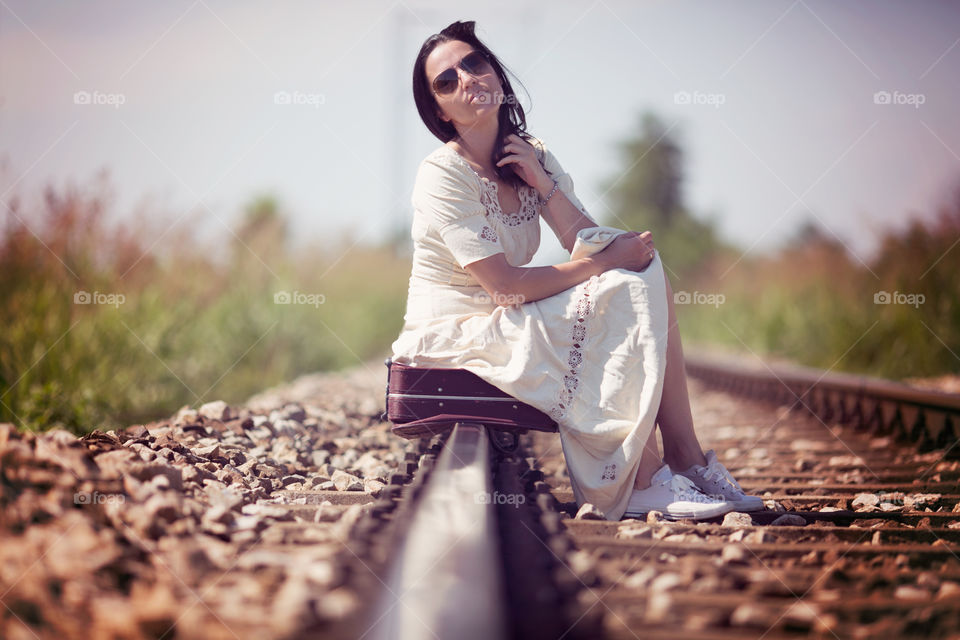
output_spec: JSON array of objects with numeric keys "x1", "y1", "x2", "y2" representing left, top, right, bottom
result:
[{"x1": 390, "y1": 138, "x2": 669, "y2": 521}]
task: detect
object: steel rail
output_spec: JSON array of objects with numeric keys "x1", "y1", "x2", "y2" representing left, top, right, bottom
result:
[{"x1": 685, "y1": 352, "x2": 960, "y2": 451}]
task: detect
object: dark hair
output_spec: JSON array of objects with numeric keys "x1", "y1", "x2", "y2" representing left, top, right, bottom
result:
[{"x1": 413, "y1": 20, "x2": 538, "y2": 189}]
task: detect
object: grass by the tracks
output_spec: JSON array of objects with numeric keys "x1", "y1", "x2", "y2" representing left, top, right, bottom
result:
[
  {"x1": 673, "y1": 209, "x2": 960, "y2": 381},
  {"x1": 1, "y1": 185, "x2": 410, "y2": 435},
  {"x1": 3, "y1": 176, "x2": 957, "y2": 435}
]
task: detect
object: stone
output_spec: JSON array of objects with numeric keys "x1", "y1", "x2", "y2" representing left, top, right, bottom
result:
[
  {"x1": 198, "y1": 400, "x2": 233, "y2": 422},
  {"x1": 852, "y1": 493, "x2": 880, "y2": 508},
  {"x1": 331, "y1": 469, "x2": 363, "y2": 492},
  {"x1": 894, "y1": 585, "x2": 929, "y2": 600},
  {"x1": 575, "y1": 503, "x2": 605, "y2": 520},
  {"x1": 721, "y1": 544, "x2": 747, "y2": 564},
  {"x1": 730, "y1": 603, "x2": 777, "y2": 627},
  {"x1": 128, "y1": 462, "x2": 183, "y2": 492},
  {"x1": 770, "y1": 514, "x2": 807, "y2": 526},
  {"x1": 722, "y1": 512, "x2": 753, "y2": 527},
  {"x1": 94, "y1": 448, "x2": 140, "y2": 478},
  {"x1": 193, "y1": 443, "x2": 221, "y2": 459}
]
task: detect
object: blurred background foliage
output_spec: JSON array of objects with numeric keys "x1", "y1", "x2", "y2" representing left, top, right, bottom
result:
[
  {"x1": 2, "y1": 110, "x2": 957, "y2": 434},
  {"x1": 601, "y1": 111, "x2": 960, "y2": 383},
  {"x1": 0, "y1": 182, "x2": 410, "y2": 434}
]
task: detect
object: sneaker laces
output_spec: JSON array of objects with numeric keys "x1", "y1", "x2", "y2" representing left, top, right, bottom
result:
[
  {"x1": 702, "y1": 461, "x2": 745, "y2": 494},
  {"x1": 667, "y1": 472, "x2": 717, "y2": 504}
]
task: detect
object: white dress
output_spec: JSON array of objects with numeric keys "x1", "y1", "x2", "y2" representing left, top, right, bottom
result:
[{"x1": 390, "y1": 138, "x2": 669, "y2": 521}]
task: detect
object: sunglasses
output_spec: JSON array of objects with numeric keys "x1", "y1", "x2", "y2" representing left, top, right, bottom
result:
[{"x1": 431, "y1": 50, "x2": 492, "y2": 95}]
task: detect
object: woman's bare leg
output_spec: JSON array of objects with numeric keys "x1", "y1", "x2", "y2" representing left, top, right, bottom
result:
[
  {"x1": 632, "y1": 269, "x2": 709, "y2": 490},
  {"x1": 633, "y1": 424, "x2": 662, "y2": 489},
  {"x1": 657, "y1": 273, "x2": 707, "y2": 472}
]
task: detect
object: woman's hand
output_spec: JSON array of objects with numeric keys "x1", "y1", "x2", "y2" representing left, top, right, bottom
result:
[
  {"x1": 495, "y1": 134, "x2": 554, "y2": 195},
  {"x1": 596, "y1": 231, "x2": 657, "y2": 273}
]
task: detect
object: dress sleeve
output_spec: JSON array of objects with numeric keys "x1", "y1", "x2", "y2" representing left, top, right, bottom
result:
[
  {"x1": 412, "y1": 156, "x2": 505, "y2": 269},
  {"x1": 535, "y1": 141, "x2": 599, "y2": 226}
]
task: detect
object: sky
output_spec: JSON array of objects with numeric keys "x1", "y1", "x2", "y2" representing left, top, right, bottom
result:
[{"x1": 2, "y1": 0, "x2": 959, "y2": 268}]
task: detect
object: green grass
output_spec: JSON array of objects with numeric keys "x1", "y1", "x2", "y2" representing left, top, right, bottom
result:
[{"x1": 0, "y1": 186, "x2": 409, "y2": 434}]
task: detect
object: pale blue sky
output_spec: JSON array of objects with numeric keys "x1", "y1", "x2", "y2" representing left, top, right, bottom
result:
[{"x1": 2, "y1": 0, "x2": 958, "y2": 270}]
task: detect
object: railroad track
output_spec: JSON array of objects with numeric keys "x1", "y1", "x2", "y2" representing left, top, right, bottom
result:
[
  {"x1": 3, "y1": 356, "x2": 957, "y2": 639},
  {"x1": 354, "y1": 353, "x2": 960, "y2": 640}
]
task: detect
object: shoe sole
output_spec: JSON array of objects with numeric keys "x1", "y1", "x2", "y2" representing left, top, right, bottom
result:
[
  {"x1": 623, "y1": 502, "x2": 734, "y2": 521},
  {"x1": 731, "y1": 498, "x2": 766, "y2": 512}
]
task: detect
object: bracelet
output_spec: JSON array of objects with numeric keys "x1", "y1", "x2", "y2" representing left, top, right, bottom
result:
[{"x1": 538, "y1": 180, "x2": 560, "y2": 207}]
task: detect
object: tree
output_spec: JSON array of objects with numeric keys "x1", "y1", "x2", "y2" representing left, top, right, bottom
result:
[{"x1": 600, "y1": 112, "x2": 724, "y2": 280}]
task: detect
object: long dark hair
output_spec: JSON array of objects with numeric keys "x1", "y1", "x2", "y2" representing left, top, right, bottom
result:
[{"x1": 413, "y1": 20, "x2": 538, "y2": 189}]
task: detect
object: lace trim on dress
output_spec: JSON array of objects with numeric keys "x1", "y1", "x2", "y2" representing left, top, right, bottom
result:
[
  {"x1": 549, "y1": 275, "x2": 600, "y2": 422},
  {"x1": 479, "y1": 181, "x2": 539, "y2": 227},
  {"x1": 479, "y1": 225, "x2": 499, "y2": 243},
  {"x1": 439, "y1": 147, "x2": 539, "y2": 227}
]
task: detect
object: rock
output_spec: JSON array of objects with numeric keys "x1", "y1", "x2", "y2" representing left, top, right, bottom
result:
[
  {"x1": 331, "y1": 469, "x2": 363, "y2": 492},
  {"x1": 730, "y1": 603, "x2": 777, "y2": 627},
  {"x1": 617, "y1": 524, "x2": 652, "y2": 539},
  {"x1": 771, "y1": 514, "x2": 807, "y2": 526},
  {"x1": 173, "y1": 406, "x2": 199, "y2": 424},
  {"x1": 936, "y1": 581, "x2": 960, "y2": 600},
  {"x1": 721, "y1": 544, "x2": 747, "y2": 564},
  {"x1": 95, "y1": 448, "x2": 140, "y2": 478},
  {"x1": 34, "y1": 432, "x2": 99, "y2": 479},
  {"x1": 650, "y1": 572, "x2": 684, "y2": 592},
  {"x1": 242, "y1": 503, "x2": 295, "y2": 521},
  {"x1": 280, "y1": 475, "x2": 304, "y2": 487},
  {"x1": 727, "y1": 529, "x2": 748, "y2": 542},
  {"x1": 763, "y1": 499, "x2": 785, "y2": 512},
  {"x1": 783, "y1": 601, "x2": 820, "y2": 628},
  {"x1": 852, "y1": 493, "x2": 879, "y2": 508},
  {"x1": 314, "y1": 501, "x2": 343, "y2": 523},
  {"x1": 128, "y1": 462, "x2": 183, "y2": 492},
  {"x1": 722, "y1": 512, "x2": 753, "y2": 527},
  {"x1": 575, "y1": 503, "x2": 605, "y2": 520},
  {"x1": 181, "y1": 465, "x2": 216, "y2": 486},
  {"x1": 313, "y1": 587, "x2": 359, "y2": 621},
  {"x1": 198, "y1": 401, "x2": 233, "y2": 422},
  {"x1": 363, "y1": 479, "x2": 385, "y2": 495},
  {"x1": 894, "y1": 585, "x2": 929, "y2": 600},
  {"x1": 749, "y1": 529, "x2": 773, "y2": 544},
  {"x1": 193, "y1": 443, "x2": 221, "y2": 459}
]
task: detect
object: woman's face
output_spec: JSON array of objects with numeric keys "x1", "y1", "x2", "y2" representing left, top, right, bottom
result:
[{"x1": 425, "y1": 39, "x2": 502, "y2": 133}]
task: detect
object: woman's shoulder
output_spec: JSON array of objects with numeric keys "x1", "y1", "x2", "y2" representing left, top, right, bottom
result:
[
  {"x1": 412, "y1": 144, "x2": 482, "y2": 199},
  {"x1": 414, "y1": 145, "x2": 476, "y2": 182}
]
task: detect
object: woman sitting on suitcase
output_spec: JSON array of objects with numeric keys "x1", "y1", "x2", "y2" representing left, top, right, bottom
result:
[{"x1": 391, "y1": 20, "x2": 763, "y2": 521}]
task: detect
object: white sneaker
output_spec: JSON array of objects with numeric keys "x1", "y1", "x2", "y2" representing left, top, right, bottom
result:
[
  {"x1": 677, "y1": 449, "x2": 765, "y2": 512},
  {"x1": 623, "y1": 464, "x2": 734, "y2": 521}
]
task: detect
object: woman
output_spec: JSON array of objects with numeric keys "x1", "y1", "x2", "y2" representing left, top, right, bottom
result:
[{"x1": 391, "y1": 20, "x2": 762, "y2": 521}]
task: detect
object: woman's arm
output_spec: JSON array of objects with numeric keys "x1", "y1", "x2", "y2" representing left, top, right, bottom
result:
[
  {"x1": 466, "y1": 253, "x2": 605, "y2": 305},
  {"x1": 466, "y1": 231, "x2": 657, "y2": 304},
  {"x1": 532, "y1": 180, "x2": 596, "y2": 254}
]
